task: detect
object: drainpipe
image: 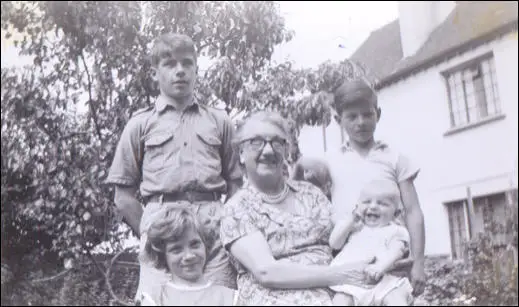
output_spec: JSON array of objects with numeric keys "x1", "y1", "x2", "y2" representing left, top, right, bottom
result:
[{"x1": 465, "y1": 186, "x2": 476, "y2": 240}]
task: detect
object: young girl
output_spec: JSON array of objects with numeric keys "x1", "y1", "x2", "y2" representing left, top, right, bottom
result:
[
  {"x1": 138, "y1": 207, "x2": 236, "y2": 306},
  {"x1": 329, "y1": 181, "x2": 414, "y2": 306}
]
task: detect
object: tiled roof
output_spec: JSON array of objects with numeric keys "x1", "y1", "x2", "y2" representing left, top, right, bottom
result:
[{"x1": 350, "y1": 1, "x2": 518, "y2": 90}]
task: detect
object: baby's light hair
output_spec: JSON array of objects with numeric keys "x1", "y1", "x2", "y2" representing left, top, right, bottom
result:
[
  {"x1": 358, "y1": 180, "x2": 401, "y2": 210},
  {"x1": 141, "y1": 208, "x2": 212, "y2": 271}
]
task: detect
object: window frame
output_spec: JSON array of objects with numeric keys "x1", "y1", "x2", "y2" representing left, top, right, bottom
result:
[{"x1": 441, "y1": 52, "x2": 503, "y2": 134}]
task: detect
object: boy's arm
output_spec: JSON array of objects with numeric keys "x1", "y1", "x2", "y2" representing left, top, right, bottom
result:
[
  {"x1": 106, "y1": 116, "x2": 145, "y2": 238},
  {"x1": 394, "y1": 151, "x2": 425, "y2": 294},
  {"x1": 399, "y1": 179, "x2": 426, "y2": 294},
  {"x1": 114, "y1": 185, "x2": 143, "y2": 237},
  {"x1": 220, "y1": 114, "x2": 243, "y2": 201}
]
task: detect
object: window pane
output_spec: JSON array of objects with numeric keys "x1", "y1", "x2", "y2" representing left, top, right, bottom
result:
[
  {"x1": 454, "y1": 72, "x2": 463, "y2": 88},
  {"x1": 462, "y1": 79, "x2": 476, "y2": 122},
  {"x1": 473, "y1": 73, "x2": 488, "y2": 118},
  {"x1": 459, "y1": 111, "x2": 468, "y2": 125},
  {"x1": 482, "y1": 60, "x2": 490, "y2": 75},
  {"x1": 489, "y1": 57, "x2": 497, "y2": 75},
  {"x1": 483, "y1": 68, "x2": 496, "y2": 115},
  {"x1": 453, "y1": 112, "x2": 461, "y2": 126},
  {"x1": 447, "y1": 201, "x2": 468, "y2": 259},
  {"x1": 448, "y1": 75, "x2": 456, "y2": 90},
  {"x1": 493, "y1": 84, "x2": 501, "y2": 112}
]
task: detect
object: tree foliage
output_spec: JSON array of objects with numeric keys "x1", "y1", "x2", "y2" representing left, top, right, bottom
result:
[{"x1": 1, "y1": 0, "x2": 368, "y2": 267}]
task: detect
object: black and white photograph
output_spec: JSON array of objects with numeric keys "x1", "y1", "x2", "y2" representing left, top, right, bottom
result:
[{"x1": 1, "y1": 1, "x2": 517, "y2": 306}]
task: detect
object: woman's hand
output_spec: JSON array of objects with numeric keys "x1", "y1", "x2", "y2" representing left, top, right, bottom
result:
[
  {"x1": 332, "y1": 257, "x2": 374, "y2": 287},
  {"x1": 364, "y1": 263, "x2": 386, "y2": 284}
]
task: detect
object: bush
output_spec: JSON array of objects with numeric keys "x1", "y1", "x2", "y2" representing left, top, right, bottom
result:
[{"x1": 418, "y1": 198, "x2": 518, "y2": 306}]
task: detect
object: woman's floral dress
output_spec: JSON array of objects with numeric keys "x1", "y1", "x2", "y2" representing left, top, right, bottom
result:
[{"x1": 220, "y1": 180, "x2": 335, "y2": 306}]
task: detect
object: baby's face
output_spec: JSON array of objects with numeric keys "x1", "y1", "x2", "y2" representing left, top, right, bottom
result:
[{"x1": 357, "y1": 193, "x2": 398, "y2": 227}]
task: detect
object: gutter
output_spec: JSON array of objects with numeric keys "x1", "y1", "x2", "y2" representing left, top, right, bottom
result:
[{"x1": 375, "y1": 20, "x2": 518, "y2": 90}]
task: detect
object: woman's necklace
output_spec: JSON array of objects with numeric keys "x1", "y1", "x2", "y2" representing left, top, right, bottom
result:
[{"x1": 260, "y1": 183, "x2": 289, "y2": 204}]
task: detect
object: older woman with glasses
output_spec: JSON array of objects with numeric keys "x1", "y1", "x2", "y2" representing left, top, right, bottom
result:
[{"x1": 219, "y1": 111, "x2": 369, "y2": 306}]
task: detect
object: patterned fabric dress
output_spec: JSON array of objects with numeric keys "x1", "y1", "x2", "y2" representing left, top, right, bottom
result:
[{"x1": 220, "y1": 180, "x2": 335, "y2": 306}]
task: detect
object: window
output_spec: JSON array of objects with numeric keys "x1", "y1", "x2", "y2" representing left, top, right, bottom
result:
[
  {"x1": 472, "y1": 192, "x2": 507, "y2": 235},
  {"x1": 444, "y1": 54, "x2": 501, "y2": 128},
  {"x1": 446, "y1": 200, "x2": 468, "y2": 259},
  {"x1": 446, "y1": 190, "x2": 518, "y2": 259}
]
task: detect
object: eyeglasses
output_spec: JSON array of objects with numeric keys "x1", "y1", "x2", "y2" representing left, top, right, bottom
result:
[{"x1": 242, "y1": 137, "x2": 287, "y2": 152}]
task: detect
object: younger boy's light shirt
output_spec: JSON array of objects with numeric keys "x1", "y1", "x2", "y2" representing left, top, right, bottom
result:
[{"x1": 325, "y1": 141, "x2": 420, "y2": 222}]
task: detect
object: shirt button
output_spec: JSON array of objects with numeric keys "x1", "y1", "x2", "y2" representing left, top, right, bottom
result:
[{"x1": 184, "y1": 142, "x2": 187, "y2": 146}]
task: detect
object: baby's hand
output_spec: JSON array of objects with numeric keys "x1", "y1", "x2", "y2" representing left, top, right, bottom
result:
[
  {"x1": 351, "y1": 204, "x2": 365, "y2": 231},
  {"x1": 352, "y1": 203, "x2": 367, "y2": 220},
  {"x1": 364, "y1": 263, "x2": 385, "y2": 284}
]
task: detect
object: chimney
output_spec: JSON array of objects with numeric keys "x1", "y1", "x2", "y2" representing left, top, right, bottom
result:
[{"x1": 398, "y1": 1, "x2": 456, "y2": 58}]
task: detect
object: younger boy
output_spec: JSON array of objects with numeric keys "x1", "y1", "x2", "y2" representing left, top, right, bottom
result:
[{"x1": 327, "y1": 79, "x2": 426, "y2": 295}]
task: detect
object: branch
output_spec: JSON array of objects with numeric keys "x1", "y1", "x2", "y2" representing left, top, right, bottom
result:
[
  {"x1": 197, "y1": 41, "x2": 211, "y2": 53},
  {"x1": 197, "y1": 40, "x2": 219, "y2": 56},
  {"x1": 114, "y1": 261, "x2": 139, "y2": 267},
  {"x1": 85, "y1": 248, "x2": 106, "y2": 278},
  {"x1": 79, "y1": 51, "x2": 102, "y2": 140},
  {"x1": 58, "y1": 131, "x2": 89, "y2": 141},
  {"x1": 30, "y1": 268, "x2": 72, "y2": 283},
  {"x1": 4, "y1": 184, "x2": 38, "y2": 192},
  {"x1": 106, "y1": 247, "x2": 134, "y2": 306}
]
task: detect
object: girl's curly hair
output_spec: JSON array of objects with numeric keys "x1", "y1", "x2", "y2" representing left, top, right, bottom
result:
[{"x1": 141, "y1": 208, "x2": 213, "y2": 271}]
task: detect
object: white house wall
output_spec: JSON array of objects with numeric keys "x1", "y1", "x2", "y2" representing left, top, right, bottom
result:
[{"x1": 298, "y1": 31, "x2": 518, "y2": 256}]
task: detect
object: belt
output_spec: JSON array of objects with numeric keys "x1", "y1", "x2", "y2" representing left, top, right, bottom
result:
[{"x1": 146, "y1": 191, "x2": 221, "y2": 204}]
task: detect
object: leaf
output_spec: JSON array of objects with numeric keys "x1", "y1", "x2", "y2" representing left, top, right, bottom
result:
[
  {"x1": 83, "y1": 212, "x2": 91, "y2": 221},
  {"x1": 193, "y1": 24, "x2": 202, "y2": 34}
]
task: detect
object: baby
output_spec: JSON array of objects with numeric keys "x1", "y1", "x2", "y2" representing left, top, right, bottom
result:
[
  {"x1": 329, "y1": 180, "x2": 414, "y2": 306},
  {"x1": 138, "y1": 207, "x2": 235, "y2": 306}
]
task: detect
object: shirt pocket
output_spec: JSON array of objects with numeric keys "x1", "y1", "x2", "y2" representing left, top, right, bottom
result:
[
  {"x1": 142, "y1": 132, "x2": 174, "y2": 172},
  {"x1": 195, "y1": 130, "x2": 222, "y2": 163}
]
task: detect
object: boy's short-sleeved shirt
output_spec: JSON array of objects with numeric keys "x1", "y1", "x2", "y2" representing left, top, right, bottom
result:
[
  {"x1": 106, "y1": 95, "x2": 242, "y2": 198},
  {"x1": 326, "y1": 141, "x2": 420, "y2": 222}
]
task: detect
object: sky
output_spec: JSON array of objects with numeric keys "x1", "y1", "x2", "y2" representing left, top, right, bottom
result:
[
  {"x1": 2, "y1": 1, "x2": 399, "y2": 69},
  {"x1": 270, "y1": 1, "x2": 398, "y2": 69}
]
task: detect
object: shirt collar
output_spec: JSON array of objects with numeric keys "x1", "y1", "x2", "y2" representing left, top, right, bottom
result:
[
  {"x1": 155, "y1": 95, "x2": 200, "y2": 114},
  {"x1": 340, "y1": 140, "x2": 388, "y2": 153}
]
